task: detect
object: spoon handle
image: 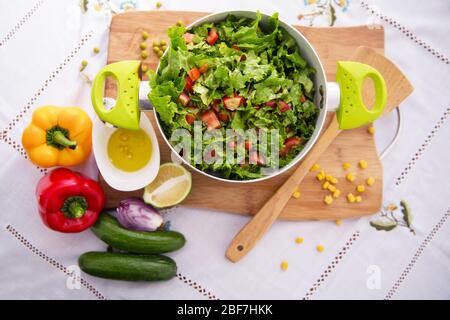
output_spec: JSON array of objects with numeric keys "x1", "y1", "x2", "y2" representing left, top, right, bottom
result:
[{"x1": 226, "y1": 115, "x2": 341, "y2": 262}]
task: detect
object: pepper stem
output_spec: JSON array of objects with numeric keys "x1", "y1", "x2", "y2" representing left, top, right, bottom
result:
[
  {"x1": 46, "y1": 126, "x2": 77, "y2": 150},
  {"x1": 61, "y1": 196, "x2": 88, "y2": 219}
]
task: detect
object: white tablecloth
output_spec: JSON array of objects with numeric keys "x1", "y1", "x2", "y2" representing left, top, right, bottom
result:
[{"x1": 1, "y1": 0, "x2": 449, "y2": 300}]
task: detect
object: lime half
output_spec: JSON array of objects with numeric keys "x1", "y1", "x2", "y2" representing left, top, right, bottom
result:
[{"x1": 143, "y1": 163, "x2": 192, "y2": 208}]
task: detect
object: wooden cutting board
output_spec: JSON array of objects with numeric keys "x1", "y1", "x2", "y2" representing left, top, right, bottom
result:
[{"x1": 99, "y1": 11, "x2": 385, "y2": 220}]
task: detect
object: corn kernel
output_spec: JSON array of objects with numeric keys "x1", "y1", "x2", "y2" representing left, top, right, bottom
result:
[
  {"x1": 292, "y1": 190, "x2": 301, "y2": 199},
  {"x1": 366, "y1": 177, "x2": 375, "y2": 186},
  {"x1": 141, "y1": 51, "x2": 148, "y2": 59},
  {"x1": 328, "y1": 184, "x2": 336, "y2": 192},
  {"x1": 335, "y1": 219, "x2": 342, "y2": 226},
  {"x1": 322, "y1": 181, "x2": 330, "y2": 190},
  {"x1": 139, "y1": 42, "x2": 147, "y2": 50},
  {"x1": 281, "y1": 261, "x2": 289, "y2": 271},
  {"x1": 343, "y1": 162, "x2": 350, "y2": 170},
  {"x1": 324, "y1": 195, "x2": 333, "y2": 205},
  {"x1": 355, "y1": 196, "x2": 362, "y2": 203},
  {"x1": 330, "y1": 177, "x2": 338, "y2": 184},
  {"x1": 325, "y1": 174, "x2": 333, "y2": 182},
  {"x1": 367, "y1": 126, "x2": 375, "y2": 135},
  {"x1": 316, "y1": 245, "x2": 324, "y2": 252},
  {"x1": 141, "y1": 64, "x2": 148, "y2": 72},
  {"x1": 332, "y1": 189, "x2": 341, "y2": 198},
  {"x1": 316, "y1": 173, "x2": 324, "y2": 181},
  {"x1": 310, "y1": 163, "x2": 320, "y2": 172},
  {"x1": 141, "y1": 31, "x2": 149, "y2": 40},
  {"x1": 356, "y1": 184, "x2": 365, "y2": 193},
  {"x1": 347, "y1": 193, "x2": 356, "y2": 203},
  {"x1": 359, "y1": 160, "x2": 368, "y2": 169},
  {"x1": 156, "y1": 2, "x2": 162, "y2": 9},
  {"x1": 295, "y1": 237, "x2": 304, "y2": 244},
  {"x1": 346, "y1": 173, "x2": 355, "y2": 182}
]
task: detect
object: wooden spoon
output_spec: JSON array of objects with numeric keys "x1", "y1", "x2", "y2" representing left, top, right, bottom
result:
[{"x1": 226, "y1": 47, "x2": 414, "y2": 262}]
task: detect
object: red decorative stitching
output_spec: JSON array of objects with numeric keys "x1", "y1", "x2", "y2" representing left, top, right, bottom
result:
[
  {"x1": 176, "y1": 273, "x2": 220, "y2": 300},
  {"x1": 395, "y1": 106, "x2": 450, "y2": 186},
  {"x1": 3, "y1": 30, "x2": 94, "y2": 135},
  {"x1": 1, "y1": 135, "x2": 48, "y2": 174},
  {"x1": 0, "y1": 0, "x2": 45, "y2": 47},
  {"x1": 302, "y1": 231, "x2": 361, "y2": 300},
  {"x1": 385, "y1": 208, "x2": 450, "y2": 299},
  {"x1": 360, "y1": 1, "x2": 450, "y2": 65},
  {"x1": 5, "y1": 224, "x2": 106, "y2": 300}
]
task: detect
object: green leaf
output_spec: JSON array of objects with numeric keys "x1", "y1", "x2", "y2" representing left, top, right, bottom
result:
[
  {"x1": 370, "y1": 220, "x2": 397, "y2": 232},
  {"x1": 400, "y1": 200, "x2": 413, "y2": 229}
]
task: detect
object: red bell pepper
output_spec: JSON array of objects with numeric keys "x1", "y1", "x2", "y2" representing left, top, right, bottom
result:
[{"x1": 36, "y1": 168, "x2": 105, "y2": 233}]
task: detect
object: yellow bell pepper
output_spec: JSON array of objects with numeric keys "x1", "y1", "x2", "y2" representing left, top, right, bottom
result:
[{"x1": 22, "y1": 106, "x2": 92, "y2": 168}]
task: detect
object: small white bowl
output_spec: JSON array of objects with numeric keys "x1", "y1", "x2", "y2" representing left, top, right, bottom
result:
[{"x1": 93, "y1": 114, "x2": 160, "y2": 191}]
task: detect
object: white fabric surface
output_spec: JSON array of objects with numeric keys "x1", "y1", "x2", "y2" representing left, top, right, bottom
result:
[{"x1": 0, "y1": 0, "x2": 449, "y2": 300}]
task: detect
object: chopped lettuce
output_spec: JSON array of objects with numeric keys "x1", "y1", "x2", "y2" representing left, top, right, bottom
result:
[{"x1": 149, "y1": 13, "x2": 319, "y2": 180}]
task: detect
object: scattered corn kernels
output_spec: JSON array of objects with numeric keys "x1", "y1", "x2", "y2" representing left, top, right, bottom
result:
[
  {"x1": 355, "y1": 196, "x2": 362, "y2": 203},
  {"x1": 316, "y1": 245, "x2": 325, "y2": 253},
  {"x1": 366, "y1": 177, "x2": 375, "y2": 186},
  {"x1": 346, "y1": 173, "x2": 356, "y2": 182},
  {"x1": 335, "y1": 219, "x2": 342, "y2": 226},
  {"x1": 156, "y1": 2, "x2": 162, "y2": 9},
  {"x1": 141, "y1": 64, "x2": 148, "y2": 72},
  {"x1": 330, "y1": 177, "x2": 338, "y2": 184},
  {"x1": 310, "y1": 163, "x2": 320, "y2": 172},
  {"x1": 292, "y1": 190, "x2": 301, "y2": 199},
  {"x1": 328, "y1": 184, "x2": 336, "y2": 192},
  {"x1": 325, "y1": 174, "x2": 333, "y2": 182},
  {"x1": 347, "y1": 193, "x2": 356, "y2": 203},
  {"x1": 176, "y1": 20, "x2": 184, "y2": 27},
  {"x1": 324, "y1": 195, "x2": 333, "y2": 205},
  {"x1": 322, "y1": 181, "x2": 330, "y2": 190},
  {"x1": 359, "y1": 160, "x2": 368, "y2": 169},
  {"x1": 343, "y1": 162, "x2": 351, "y2": 170},
  {"x1": 281, "y1": 261, "x2": 289, "y2": 271},
  {"x1": 141, "y1": 31, "x2": 149, "y2": 40},
  {"x1": 93, "y1": 47, "x2": 100, "y2": 54},
  {"x1": 367, "y1": 126, "x2": 376, "y2": 135},
  {"x1": 332, "y1": 189, "x2": 341, "y2": 198},
  {"x1": 356, "y1": 184, "x2": 365, "y2": 193},
  {"x1": 295, "y1": 237, "x2": 304, "y2": 244},
  {"x1": 316, "y1": 171, "x2": 325, "y2": 181},
  {"x1": 139, "y1": 42, "x2": 147, "y2": 50},
  {"x1": 141, "y1": 51, "x2": 148, "y2": 59}
]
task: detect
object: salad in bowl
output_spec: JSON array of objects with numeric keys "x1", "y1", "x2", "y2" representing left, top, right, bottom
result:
[{"x1": 149, "y1": 12, "x2": 320, "y2": 181}]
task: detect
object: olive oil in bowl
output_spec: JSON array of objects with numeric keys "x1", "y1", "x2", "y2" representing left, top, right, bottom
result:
[{"x1": 107, "y1": 128, "x2": 152, "y2": 172}]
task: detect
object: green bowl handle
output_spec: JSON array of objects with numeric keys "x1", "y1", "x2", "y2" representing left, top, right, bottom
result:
[
  {"x1": 91, "y1": 60, "x2": 142, "y2": 130},
  {"x1": 335, "y1": 61, "x2": 387, "y2": 130}
]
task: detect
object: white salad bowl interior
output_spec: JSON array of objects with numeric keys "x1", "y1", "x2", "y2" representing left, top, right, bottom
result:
[
  {"x1": 93, "y1": 115, "x2": 160, "y2": 191},
  {"x1": 153, "y1": 10, "x2": 331, "y2": 184}
]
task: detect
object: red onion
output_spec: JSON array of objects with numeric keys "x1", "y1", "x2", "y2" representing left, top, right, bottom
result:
[{"x1": 116, "y1": 198, "x2": 163, "y2": 231}]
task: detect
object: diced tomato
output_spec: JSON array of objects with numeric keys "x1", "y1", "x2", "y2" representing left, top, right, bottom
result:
[
  {"x1": 231, "y1": 44, "x2": 241, "y2": 51},
  {"x1": 201, "y1": 110, "x2": 221, "y2": 130},
  {"x1": 211, "y1": 99, "x2": 221, "y2": 113},
  {"x1": 178, "y1": 92, "x2": 190, "y2": 107},
  {"x1": 249, "y1": 152, "x2": 265, "y2": 166},
  {"x1": 223, "y1": 95, "x2": 245, "y2": 111},
  {"x1": 199, "y1": 63, "x2": 209, "y2": 74},
  {"x1": 218, "y1": 111, "x2": 229, "y2": 122},
  {"x1": 188, "y1": 67, "x2": 201, "y2": 82},
  {"x1": 278, "y1": 100, "x2": 292, "y2": 113},
  {"x1": 244, "y1": 140, "x2": 252, "y2": 151},
  {"x1": 227, "y1": 141, "x2": 237, "y2": 149},
  {"x1": 184, "y1": 32, "x2": 195, "y2": 43},
  {"x1": 185, "y1": 114, "x2": 196, "y2": 125},
  {"x1": 240, "y1": 55, "x2": 246, "y2": 62},
  {"x1": 206, "y1": 28, "x2": 219, "y2": 45},
  {"x1": 280, "y1": 136, "x2": 303, "y2": 156},
  {"x1": 265, "y1": 100, "x2": 277, "y2": 108},
  {"x1": 300, "y1": 95, "x2": 307, "y2": 103},
  {"x1": 185, "y1": 76, "x2": 194, "y2": 92}
]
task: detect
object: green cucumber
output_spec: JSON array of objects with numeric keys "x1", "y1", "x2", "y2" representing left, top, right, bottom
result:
[
  {"x1": 91, "y1": 212, "x2": 186, "y2": 254},
  {"x1": 78, "y1": 252, "x2": 176, "y2": 281}
]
